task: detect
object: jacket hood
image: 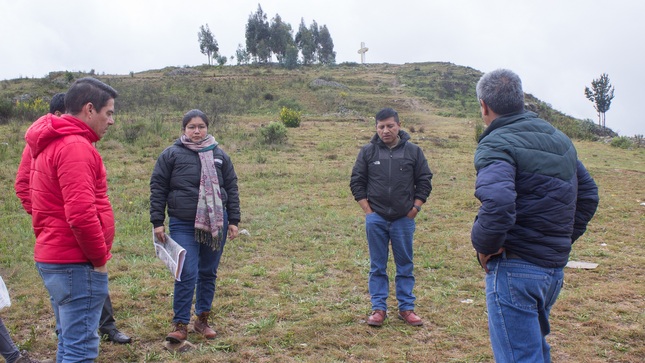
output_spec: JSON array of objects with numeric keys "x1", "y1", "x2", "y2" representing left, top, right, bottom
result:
[
  {"x1": 370, "y1": 129, "x2": 411, "y2": 146},
  {"x1": 25, "y1": 114, "x2": 98, "y2": 157}
]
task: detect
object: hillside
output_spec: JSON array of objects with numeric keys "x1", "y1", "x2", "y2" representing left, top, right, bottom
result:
[
  {"x1": 0, "y1": 62, "x2": 606, "y2": 139},
  {"x1": 0, "y1": 63, "x2": 642, "y2": 362}
]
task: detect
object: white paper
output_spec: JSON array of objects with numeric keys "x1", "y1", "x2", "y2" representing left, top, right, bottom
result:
[
  {"x1": 153, "y1": 231, "x2": 186, "y2": 281},
  {"x1": 0, "y1": 276, "x2": 11, "y2": 311}
]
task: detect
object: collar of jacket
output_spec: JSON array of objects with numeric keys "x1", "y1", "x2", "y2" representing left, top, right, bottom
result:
[
  {"x1": 370, "y1": 129, "x2": 411, "y2": 148},
  {"x1": 478, "y1": 110, "x2": 537, "y2": 142}
]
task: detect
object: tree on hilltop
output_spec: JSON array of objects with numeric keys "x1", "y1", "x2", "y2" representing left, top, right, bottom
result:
[
  {"x1": 295, "y1": 18, "x2": 316, "y2": 65},
  {"x1": 269, "y1": 14, "x2": 295, "y2": 65},
  {"x1": 318, "y1": 25, "x2": 336, "y2": 65},
  {"x1": 585, "y1": 73, "x2": 615, "y2": 128},
  {"x1": 245, "y1": 4, "x2": 271, "y2": 63},
  {"x1": 198, "y1": 24, "x2": 219, "y2": 65},
  {"x1": 235, "y1": 44, "x2": 251, "y2": 65}
]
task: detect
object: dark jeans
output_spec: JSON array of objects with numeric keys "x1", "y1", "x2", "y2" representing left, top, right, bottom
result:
[
  {"x1": 169, "y1": 212, "x2": 228, "y2": 323},
  {"x1": 0, "y1": 316, "x2": 20, "y2": 363},
  {"x1": 99, "y1": 295, "x2": 116, "y2": 332}
]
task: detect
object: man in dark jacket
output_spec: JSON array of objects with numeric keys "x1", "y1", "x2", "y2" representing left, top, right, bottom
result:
[
  {"x1": 350, "y1": 107, "x2": 433, "y2": 327},
  {"x1": 472, "y1": 69, "x2": 599, "y2": 362}
]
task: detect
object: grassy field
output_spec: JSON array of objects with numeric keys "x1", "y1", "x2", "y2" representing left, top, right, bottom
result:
[{"x1": 0, "y1": 64, "x2": 643, "y2": 362}]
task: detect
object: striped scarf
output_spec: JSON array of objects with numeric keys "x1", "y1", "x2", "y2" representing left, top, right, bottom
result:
[{"x1": 180, "y1": 134, "x2": 224, "y2": 250}]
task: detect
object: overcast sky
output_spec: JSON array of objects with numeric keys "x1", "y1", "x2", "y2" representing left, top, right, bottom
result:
[{"x1": 1, "y1": 0, "x2": 642, "y2": 136}]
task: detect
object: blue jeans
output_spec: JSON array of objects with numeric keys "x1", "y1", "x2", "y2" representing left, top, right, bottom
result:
[
  {"x1": 365, "y1": 213, "x2": 416, "y2": 311},
  {"x1": 485, "y1": 256, "x2": 564, "y2": 363},
  {"x1": 36, "y1": 262, "x2": 108, "y2": 363},
  {"x1": 169, "y1": 212, "x2": 228, "y2": 323},
  {"x1": 0, "y1": 317, "x2": 20, "y2": 363}
]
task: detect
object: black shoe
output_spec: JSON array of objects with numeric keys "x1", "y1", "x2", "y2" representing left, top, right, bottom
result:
[{"x1": 101, "y1": 328, "x2": 132, "y2": 344}]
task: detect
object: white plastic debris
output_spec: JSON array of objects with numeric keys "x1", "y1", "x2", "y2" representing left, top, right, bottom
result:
[
  {"x1": 460, "y1": 299, "x2": 474, "y2": 304},
  {"x1": 239, "y1": 229, "x2": 250, "y2": 236}
]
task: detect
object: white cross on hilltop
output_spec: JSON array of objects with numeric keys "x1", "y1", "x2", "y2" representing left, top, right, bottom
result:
[{"x1": 358, "y1": 42, "x2": 369, "y2": 64}]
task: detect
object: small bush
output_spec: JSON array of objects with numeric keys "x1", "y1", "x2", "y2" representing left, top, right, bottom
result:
[
  {"x1": 122, "y1": 121, "x2": 147, "y2": 144},
  {"x1": 260, "y1": 121, "x2": 288, "y2": 144},
  {"x1": 13, "y1": 98, "x2": 49, "y2": 122},
  {"x1": 610, "y1": 136, "x2": 633, "y2": 149},
  {"x1": 0, "y1": 98, "x2": 13, "y2": 123},
  {"x1": 280, "y1": 107, "x2": 301, "y2": 128},
  {"x1": 474, "y1": 122, "x2": 485, "y2": 141},
  {"x1": 256, "y1": 153, "x2": 267, "y2": 164}
]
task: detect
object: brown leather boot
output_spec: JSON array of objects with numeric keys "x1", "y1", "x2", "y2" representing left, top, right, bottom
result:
[
  {"x1": 193, "y1": 311, "x2": 217, "y2": 339},
  {"x1": 367, "y1": 310, "x2": 387, "y2": 327},
  {"x1": 166, "y1": 322, "x2": 188, "y2": 343}
]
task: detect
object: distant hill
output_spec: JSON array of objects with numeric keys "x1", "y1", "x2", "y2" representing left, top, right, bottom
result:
[{"x1": 0, "y1": 62, "x2": 614, "y2": 140}]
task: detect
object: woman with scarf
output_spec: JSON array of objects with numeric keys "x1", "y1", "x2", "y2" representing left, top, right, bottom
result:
[{"x1": 150, "y1": 109, "x2": 240, "y2": 343}]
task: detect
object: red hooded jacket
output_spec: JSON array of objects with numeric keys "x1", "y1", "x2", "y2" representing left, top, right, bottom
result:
[{"x1": 15, "y1": 113, "x2": 114, "y2": 267}]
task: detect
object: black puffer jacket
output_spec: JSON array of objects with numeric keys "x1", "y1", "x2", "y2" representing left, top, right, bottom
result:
[
  {"x1": 150, "y1": 138, "x2": 240, "y2": 227},
  {"x1": 350, "y1": 130, "x2": 433, "y2": 221}
]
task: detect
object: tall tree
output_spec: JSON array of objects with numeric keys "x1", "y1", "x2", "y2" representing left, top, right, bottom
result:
[
  {"x1": 198, "y1": 24, "x2": 219, "y2": 66},
  {"x1": 309, "y1": 20, "x2": 320, "y2": 61},
  {"x1": 295, "y1": 18, "x2": 316, "y2": 65},
  {"x1": 317, "y1": 24, "x2": 336, "y2": 65},
  {"x1": 269, "y1": 14, "x2": 294, "y2": 65},
  {"x1": 585, "y1": 73, "x2": 615, "y2": 128},
  {"x1": 283, "y1": 45, "x2": 299, "y2": 70},
  {"x1": 245, "y1": 4, "x2": 271, "y2": 63}
]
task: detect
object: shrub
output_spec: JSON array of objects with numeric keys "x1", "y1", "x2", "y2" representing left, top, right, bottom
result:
[
  {"x1": 280, "y1": 107, "x2": 301, "y2": 128},
  {"x1": 13, "y1": 98, "x2": 49, "y2": 122},
  {"x1": 610, "y1": 136, "x2": 633, "y2": 149},
  {"x1": 260, "y1": 121, "x2": 288, "y2": 144},
  {"x1": 0, "y1": 98, "x2": 13, "y2": 124},
  {"x1": 474, "y1": 122, "x2": 485, "y2": 141},
  {"x1": 122, "y1": 121, "x2": 147, "y2": 144}
]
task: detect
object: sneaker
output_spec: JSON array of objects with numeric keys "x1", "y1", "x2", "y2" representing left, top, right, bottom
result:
[
  {"x1": 398, "y1": 310, "x2": 423, "y2": 326},
  {"x1": 166, "y1": 322, "x2": 188, "y2": 344},
  {"x1": 367, "y1": 310, "x2": 386, "y2": 327},
  {"x1": 193, "y1": 312, "x2": 217, "y2": 339}
]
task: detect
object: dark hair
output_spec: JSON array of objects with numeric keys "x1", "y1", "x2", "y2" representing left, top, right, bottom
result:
[
  {"x1": 49, "y1": 93, "x2": 66, "y2": 114},
  {"x1": 64, "y1": 77, "x2": 118, "y2": 115},
  {"x1": 181, "y1": 109, "x2": 210, "y2": 129},
  {"x1": 375, "y1": 107, "x2": 400, "y2": 125},
  {"x1": 476, "y1": 69, "x2": 524, "y2": 115}
]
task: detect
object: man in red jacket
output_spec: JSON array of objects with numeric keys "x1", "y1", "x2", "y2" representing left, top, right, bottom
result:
[
  {"x1": 15, "y1": 77, "x2": 117, "y2": 362},
  {"x1": 16, "y1": 92, "x2": 132, "y2": 345}
]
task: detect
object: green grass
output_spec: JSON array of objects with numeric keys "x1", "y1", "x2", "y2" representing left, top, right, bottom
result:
[{"x1": 0, "y1": 64, "x2": 643, "y2": 362}]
